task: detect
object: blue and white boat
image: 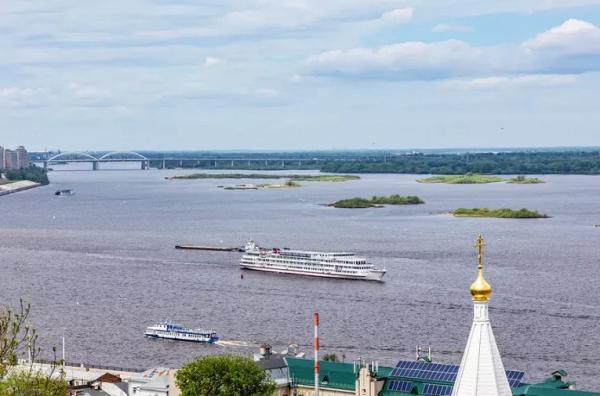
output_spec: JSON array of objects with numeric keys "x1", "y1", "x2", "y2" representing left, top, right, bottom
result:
[{"x1": 144, "y1": 321, "x2": 219, "y2": 343}]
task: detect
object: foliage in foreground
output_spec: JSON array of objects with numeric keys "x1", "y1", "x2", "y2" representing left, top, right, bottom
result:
[
  {"x1": 0, "y1": 370, "x2": 68, "y2": 396},
  {"x1": 330, "y1": 195, "x2": 424, "y2": 208},
  {"x1": 452, "y1": 208, "x2": 549, "y2": 218},
  {"x1": 416, "y1": 174, "x2": 504, "y2": 184},
  {"x1": 176, "y1": 355, "x2": 276, "y2": 396},
  {"x1": 0, "y1": 301, "x2": 67, "y2": 396},
  {"x1": 3, "y1": 167, "x2": 49, "y2": 185}
]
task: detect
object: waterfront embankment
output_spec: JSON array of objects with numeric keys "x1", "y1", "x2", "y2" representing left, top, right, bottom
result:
[{"x1": 0, "y1": 180, "x2": 41, "y2": 196}]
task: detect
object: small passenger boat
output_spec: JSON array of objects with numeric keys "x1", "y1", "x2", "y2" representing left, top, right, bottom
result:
[
  {"x1": 144, "y1": 321, "x2": 219, "y2": 343},
  {"x1": 55, "y1": 189, "x2": 75, "y2": 196}
]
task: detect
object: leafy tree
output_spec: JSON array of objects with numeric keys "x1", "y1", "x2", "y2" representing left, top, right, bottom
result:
[
  {"x1": 0, "y1": 301, "x2": 67, "y2": 396},
  {"x1": 176, "y1": 355, "x2": 276, "y2": 396},
  {"x1": 0, "y1": 370, "x2": 68, "y2": 396},
  {"x1": 0, "y1": 301, "x2": 37, "y2": 377}
]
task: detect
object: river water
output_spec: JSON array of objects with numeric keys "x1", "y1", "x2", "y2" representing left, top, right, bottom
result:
[{"x1": 0, "y1": 166, "x2": 599, "y2": 389}]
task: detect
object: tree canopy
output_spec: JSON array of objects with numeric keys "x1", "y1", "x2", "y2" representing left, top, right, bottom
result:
[
  {"x1": 176, "y1": 355, "x2": 276, "y2": 396},
  {"x1": 0, "y1": 301, "x2": 67, "y2": 396}
]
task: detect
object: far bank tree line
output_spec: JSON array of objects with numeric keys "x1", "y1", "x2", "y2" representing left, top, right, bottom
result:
[{"x1": 320, "y1": 151, "x2": 600, "y2": 174}]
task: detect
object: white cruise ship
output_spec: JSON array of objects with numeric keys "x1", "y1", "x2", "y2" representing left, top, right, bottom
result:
[
  {"x1": 144, "y1": 321, "x2": 218, "y2": 343},
  {"x1": 240, "y1": 241, "x2": 385, "y2": 281}
]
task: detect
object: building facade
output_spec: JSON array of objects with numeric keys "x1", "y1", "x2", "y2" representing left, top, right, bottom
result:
[
  {"x1": 16, "y1": 145, "x2": 28, "y2": 169},
  {"x1": 0, "y1": 145, "x2": 29, "y2": 170},
  {"x1": 4, "y1": 149, "x2": 18, "y2": 170}
]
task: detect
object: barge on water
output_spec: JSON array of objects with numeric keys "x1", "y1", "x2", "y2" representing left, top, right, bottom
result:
[{"x1": 175, "y1": 245, "x2": 244, "y2": 252}]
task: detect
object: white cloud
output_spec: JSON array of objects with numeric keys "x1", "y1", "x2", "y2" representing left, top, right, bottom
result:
[
  {"x1": 204, "y1": 57, "x2": 224, "y2": 67},
  {"x1": 523, "y1": 18, "x2": 600, "y2": 54},
  {"x1": 0, "y1": 87, "x2": 46, "y2": 107},
  {"x1": 306, "y1": 40, "x2": 500, "y2": 80},
  {"x1": 381, "y1": 8, "x2": 414, "y2": 24},
  {"x1": 444, "y1": 74, "x2": 579, "y2": 89},
  {"x1": 433, "y1": 23, "x2": 473, "y2": 33},
  {"x1": 307, "y1": 19, "x2": 600, "y2": 80}
]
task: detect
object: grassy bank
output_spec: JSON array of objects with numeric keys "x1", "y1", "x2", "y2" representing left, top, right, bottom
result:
[
  {"x1": 169, "y1": 173, "x2": 359, "y2": 182},
  {"x1": 330, "y1": 195, "x2": 424, "y2": 208},
  {"x1": 452, "y1": 208, "x2": 549, "y2": 218},
  {"x1": 507, "y1": 175, "x2": 546, "y2": 184},
  {"x1": 417, "y1": 174, "x2": 504, "y2": 184}
]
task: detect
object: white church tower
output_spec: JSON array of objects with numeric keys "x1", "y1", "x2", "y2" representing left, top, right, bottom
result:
[{"x1": 451, "y1": 235, "x2": 512, "y2": 396}]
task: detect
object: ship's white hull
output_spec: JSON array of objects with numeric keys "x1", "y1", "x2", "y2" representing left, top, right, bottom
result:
[
  {"x1": 144, "y1": 331, "x2": 217, "y2": 343},
  {"x1": 240, "y1": 263, "x2": 385, "y2": 282}
]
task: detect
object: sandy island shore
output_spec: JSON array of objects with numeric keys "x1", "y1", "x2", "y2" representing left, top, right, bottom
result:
[{"x1": 0, "y1": 180, "x2": 41, "y2": 196}]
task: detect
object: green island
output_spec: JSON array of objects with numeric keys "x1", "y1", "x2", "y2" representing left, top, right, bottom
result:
[
  {"x1": 169, "y1": 173, "x2": 359, "y2": 182},
  {"x1": 452, "y1": 208, "x2": 549, "y2": 218},
  {"x1": 417, "y1": 174, "x2": 504, "y2": 184},
  {"x1": 329, "y1": 195, "x2": 425, "y2": 208},
  {"x1": 507, "y1": 175, "x2": 546, "y2": 184}
]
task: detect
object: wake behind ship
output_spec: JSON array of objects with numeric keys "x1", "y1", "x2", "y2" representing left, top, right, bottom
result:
[{"x1": 240, "y1": 241, "x2": 386, "y2": 281}]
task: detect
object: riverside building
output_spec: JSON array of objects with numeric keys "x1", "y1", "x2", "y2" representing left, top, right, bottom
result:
[{"x1": 0, "y1": 145, "x2": 28, "y2": 170}]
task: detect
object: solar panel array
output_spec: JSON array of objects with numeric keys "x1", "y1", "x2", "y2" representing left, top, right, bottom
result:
[
  {"x1": 391, "y1": 361, "x2": 525, "y2": 388},
  {"x1": 390, "y1": 361, "x2": 459, "y2": 383},
  {"x1": 423, "y1": 383, "x2": 453, "y2": 396},
  {"x1": 505, "y1": 370, "x2": 526, "y2": 388},
  {"x1": 387, "y1": 380, "x2": 413, "y2": 392}
]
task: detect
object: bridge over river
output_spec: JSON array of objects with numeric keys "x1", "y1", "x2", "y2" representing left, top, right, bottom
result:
[{"x1": 38, "y1": 151, "x2": 381, "y2": 170}]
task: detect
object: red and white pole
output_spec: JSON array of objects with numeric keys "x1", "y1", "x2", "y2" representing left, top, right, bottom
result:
[{"x1": 314, "y1": 312, "x2": 320, "y2": 396}]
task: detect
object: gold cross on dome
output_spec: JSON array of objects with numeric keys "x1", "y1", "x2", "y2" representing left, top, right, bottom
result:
[{"x1": 476, "y1": 234, "x2": 485, "y2": 269}]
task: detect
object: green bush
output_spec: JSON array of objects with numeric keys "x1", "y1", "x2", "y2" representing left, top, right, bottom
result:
[{"x1": 176, "y1": 355, "x2": 275, "y2": 396}]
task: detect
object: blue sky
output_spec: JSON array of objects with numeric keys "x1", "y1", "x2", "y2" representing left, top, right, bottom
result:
[{"x1": 1, "y1": 0, "x2": 600, "y2": 151}]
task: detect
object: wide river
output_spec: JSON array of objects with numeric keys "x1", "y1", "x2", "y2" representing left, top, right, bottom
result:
[{"x1": 1, "y1": 166, "x2": 599, "y2": 389}]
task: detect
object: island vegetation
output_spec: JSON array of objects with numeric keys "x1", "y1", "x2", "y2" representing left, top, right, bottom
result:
[
  {"x1": 3, "y1": 166, "x2": 49, "y2": 185},
  {"x1": 507, "y1": 175, "x2": 546, "y2": 184},
  {"x1": 330, "y1": 195, "x2": 425, "y2": 208},
  {"x1": 417, "y1": 174, "x2": 504, "y2": 184},
  {"x1": 169, "y1": 173, "x2": 359, "y2": 182},
  {"x1": 451, "y1": 208, "x2": 549, "y2": 218}
]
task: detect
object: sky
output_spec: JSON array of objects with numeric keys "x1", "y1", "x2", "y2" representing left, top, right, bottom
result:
[{"x1": 1, "y1": 0, "x2": 600, "y2": 151}]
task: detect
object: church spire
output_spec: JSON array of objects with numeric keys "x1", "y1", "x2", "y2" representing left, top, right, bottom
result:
[
  {"x1": 470, "y1": 235, "x2": 492, "y2": 302},
  {"x1": 451, "y1": 235, "x2": 512, "y2": 396}
]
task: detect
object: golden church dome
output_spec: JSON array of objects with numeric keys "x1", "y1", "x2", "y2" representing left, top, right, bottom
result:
[{"x1": 470, "y1": 235, "x2": 492, "y2": 301}]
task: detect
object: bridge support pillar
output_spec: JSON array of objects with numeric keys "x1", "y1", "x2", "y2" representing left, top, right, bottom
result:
[
  {"x1": 92, "y1": 161, "x2": 99, "y2": 171},
  {"x1": 43, "y1": 161, "x2": 48, "y2": 170},
  {"x1": 162, "y1": 159, "x2": 166, "y2": 169},
  {"x1": 141, "y1": 160, "x2": 148, "y2": 170}
]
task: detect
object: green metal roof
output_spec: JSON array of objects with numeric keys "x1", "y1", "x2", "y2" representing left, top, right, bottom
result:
[
  {"x1": 285, "y1": 357, "x2": 357, "y2": 391},
  {"x1": 281, "y1": 358, "x2": 600, "y2": 396}
]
